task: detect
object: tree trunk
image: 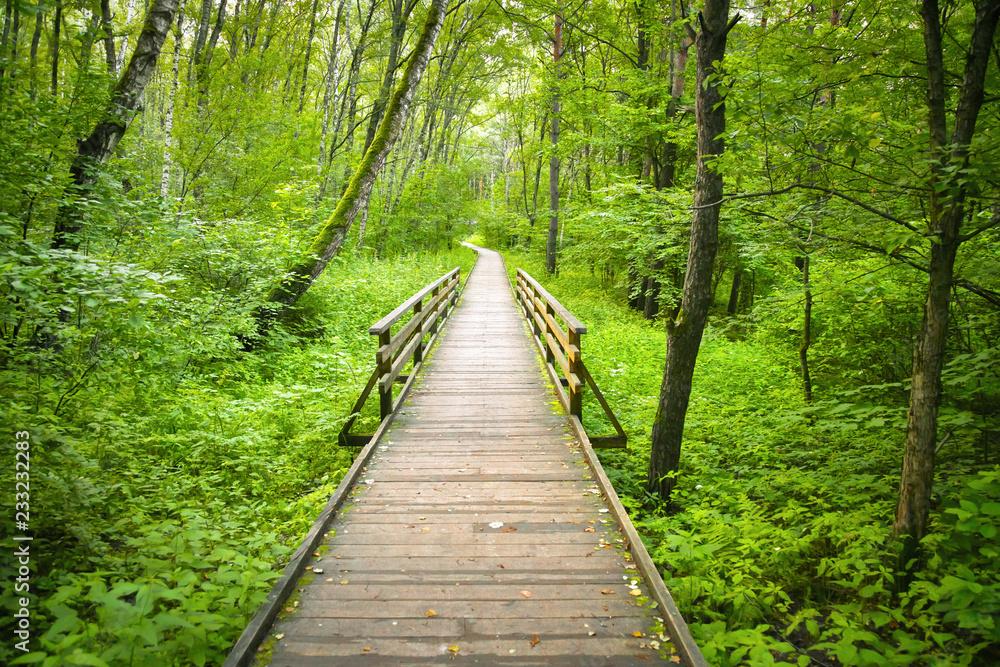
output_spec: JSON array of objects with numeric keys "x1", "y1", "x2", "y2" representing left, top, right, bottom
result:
[
  {"x1": 254, "y1": 0, "x2": 448, "y2": 336},
  {"x1": 297, "y1": 0, "x2": 321, "y2": 113},
  {"x1": 0, "y1": 0, "x2": 11, "y2": 83},
  {"x1": 363, "y1": 0, "x2": 414, "y2": 152},
  {"x1": 893, "y1": 0, "x2": 1000, "y2": 565},
  {"x1": 726, "y1": 268, "x2": 741, "y2": 315},
  {"x1": 161, "y1": 10, "x2": 184, "y2": 198},
  {"x1": 51, "y1": 0, "x2": 182, "y2": 250},
  {"x1": 100, "y1": 0, "x2": 116, "y2": 73},
  {"x1": 799, "y1": 253, "x2": 813, "y2": 404},
  {"x1": 50, "y1": 1, "x2": 61, "y2": 96},
  {"x1": 28, "y1": 10, "x2": 42, "y2": 100},
  {"x1": 647, "y1": 0, "x2": 738, "y2": 500},
  {"x1": 546, "y1": 14, "x2": 562, "y2": 275},
  {"x1": 118, "y1": 0, "x2": 138, "y2": 67},
  {"x1": 191, "y1": 0, "x2": 212, "y2": 78}
]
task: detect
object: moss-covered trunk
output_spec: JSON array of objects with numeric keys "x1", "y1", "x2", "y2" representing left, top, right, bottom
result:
[{"x1": 254, "y1": 0, "x2": 449, "y2": 335}]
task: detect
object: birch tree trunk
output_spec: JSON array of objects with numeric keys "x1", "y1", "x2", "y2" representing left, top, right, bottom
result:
[
  {"x1": 647, "y1": 0, "x2": 739, "y2": 501},
  {"x1": 546, "y1": 14, "x2": 562, "y2": 275},
  {"x1": 253, "y1": 0, "x2": 449, "y2": 336},
  {"x1": 161, "y1": 10, "x2": 184, "y2": 198},
  {"x1": 51, "y1": 0, "x2": 182, "y2": 250},
  {"x1": 893, "y1": 0, "x2": 1000, "y2": 568},
  {"x1": 117, "y1": 0, "x2": 138, "y2": 67}
]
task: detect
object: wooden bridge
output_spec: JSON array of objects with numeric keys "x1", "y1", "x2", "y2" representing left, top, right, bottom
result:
[{"x1": 224, "y1": 245, "x2": 706, "y2": 666}]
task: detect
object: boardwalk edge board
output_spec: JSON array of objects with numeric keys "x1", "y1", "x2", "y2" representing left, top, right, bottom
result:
[
  {"x1": 222, "y1": 308, "x2": 463, "y2": 667},
  {"x1": 495, "y1": 248, "x2": 710, "y2": 667}
]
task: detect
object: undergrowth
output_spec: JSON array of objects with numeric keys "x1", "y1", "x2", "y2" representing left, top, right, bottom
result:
[
  {"x1": 0, "y1": 246, "x2": 475, "y2": 666},
  {"x1": 497, "y1": 248, "x2": 1000, "y2": 667}
]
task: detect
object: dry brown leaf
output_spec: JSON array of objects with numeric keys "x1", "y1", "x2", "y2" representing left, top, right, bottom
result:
[
  {"x1": 529, "y1": 634, "x2": 540, "y2": 647},
  {"x1": 632, "y1": 631, "x2": 644, "y2": 638},
  {"x1": 448, "y1": 646, "x2": 460, "y2": 653},
  {"x1": 584, "y1": 527, "x2": 595, "y2": 532},
  {"x1": 600, "y1": 589, "x2": 615, "y2": 595},
  {"x1": 520, "y1": 590, "x2": 532, "y2": 598},
  {"x1": 426, "y1": 609, "x2": 437, "y2": 617},
  {"x1": 630, "y1": 589, "x2": 642, "y2": 596},
  {"x1": 502, "y1": 526, "x2": 518, "y2": 532}
]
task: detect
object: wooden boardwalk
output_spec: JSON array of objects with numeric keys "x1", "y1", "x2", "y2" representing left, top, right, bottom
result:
[{"x1": 263, "y1": 248, "x2": 675, "y2": 665}]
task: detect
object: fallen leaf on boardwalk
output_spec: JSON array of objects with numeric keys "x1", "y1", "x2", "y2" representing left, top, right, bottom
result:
[
  {"x1": 520, "y1": 590, "x2": 532, "y2": 598},
  {"x1": 363, "y1": 647, "x2": 371, "y2": 651},
  {"x1": 313, "y1": 568, "x2": 325, "y2": 573},
  {"x1": 498, "y1": 564, "x2": 505, "y2": 568},
  {"x1": 632, "y1": 631, "x2": 644, "y2": 637},
  {"x1": 274, "y1": 633, "x2": 285, "y2": 640},
  {"x1": 489, "y1": 521, "x2": 504, "y2": 528},
  {"x1": 600, "y1": 589, "x2": 615, "y2": 595},
  {"x1": 630, "y1": 589, "x2": 642, "y2": 596},
  {"x1": 584, "y1": 527, "x2": 595, "y2": 532},
  {"x1": 588, "y1": 631, "x2": 596, "y2": 636},
  {"x1": 325, "y1": 578, "x2": 333, "y2": 582},
  {"x1": 671, "y1": 657, "x2": 681, "y2": 663},
  {"x1": 530, "y1": 634, "x2": 540, "y2": 647},
  {"x1": 448, "y1": 646, "x2": 460, "y2": 653},
  {"x1": 502, "y1": 526, "x2": 518, "y2": 532},
  {"x1": 340, "y1": 580, "x2": 349, "y2": 584},
  {"x1": 284, "y1": 607, "x2": 295, "y2": 612},
  {"x1": 426, "y1": 609, "x2": 437, "y2": 617}
]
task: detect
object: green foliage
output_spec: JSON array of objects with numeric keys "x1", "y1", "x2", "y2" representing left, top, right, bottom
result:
[
  {"x1": 0, "y1": 232, "x2": 475, "y2": 665},
  {"x1": 498, "y1": 252, "x2": 1000, "y2": 666}
]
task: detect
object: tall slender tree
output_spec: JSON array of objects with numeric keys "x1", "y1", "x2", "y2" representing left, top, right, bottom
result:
[
  {"x1": 893, "y1": 0, "x2": 1000, "y2": 568},
  {"x1": 647, "y1": 0, "x2": 739, "y2": 500}
]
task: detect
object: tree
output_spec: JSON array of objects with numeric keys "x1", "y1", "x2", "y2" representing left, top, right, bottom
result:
[
  {"x1": 51, "y1": 0, "x2": 182, "y2": 251},
  {"x1": 252, "y1": 0, "x2": 450, "y2": 335},
  {"x1": 647, "y1": 0, "x2": 739, "y2": 501},
  {"x1": 545, "y1": 13, "x2": 562, "y2": 274},
  {"x1": 893, "y1": 0, "x2": 1000, "y2": 566}
]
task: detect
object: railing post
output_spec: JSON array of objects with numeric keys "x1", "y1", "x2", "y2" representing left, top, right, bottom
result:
[
  {"x1": 544, "y1": 301, "x2": 555, "y2": 366},
  {"x1": 377, "y1": 330, "x2": 392, "y2": 420},
  {"x1": 568, "y1": 329, "x2": 582, "y2": 418},
  {"x1": 413, "y1": 298, "x2": 424, "y2": 364},
  {"x1": 429, "y1": 285, "x2": 441, "y2": 337},
  {"x1": 531, "y1": 284, "x2": 542, "y2": 339}
]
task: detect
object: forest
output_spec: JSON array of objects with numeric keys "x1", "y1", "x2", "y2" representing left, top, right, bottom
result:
[{"x1": 1, "y1": 0, "x2": 998, "y2": 663}]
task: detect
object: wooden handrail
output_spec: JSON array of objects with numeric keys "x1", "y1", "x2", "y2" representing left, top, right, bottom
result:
[
  {"x1": 514, "y1": 269, "x2": 627, "y2": 449},
  {"x1": 340, "y1": 267, "x2": 461, "y2": 447},
  {"x1": 370, "y1": 268, "x2": 460, "y2": 335}
]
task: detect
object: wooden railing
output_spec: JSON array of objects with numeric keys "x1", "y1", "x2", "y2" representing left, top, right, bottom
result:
[
  {"x1": 339, "y1": 267, "x2": 461, "y2": 447},
  {"x1": 514, "y1": 269, "x2": 627, "y2": 448}
]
